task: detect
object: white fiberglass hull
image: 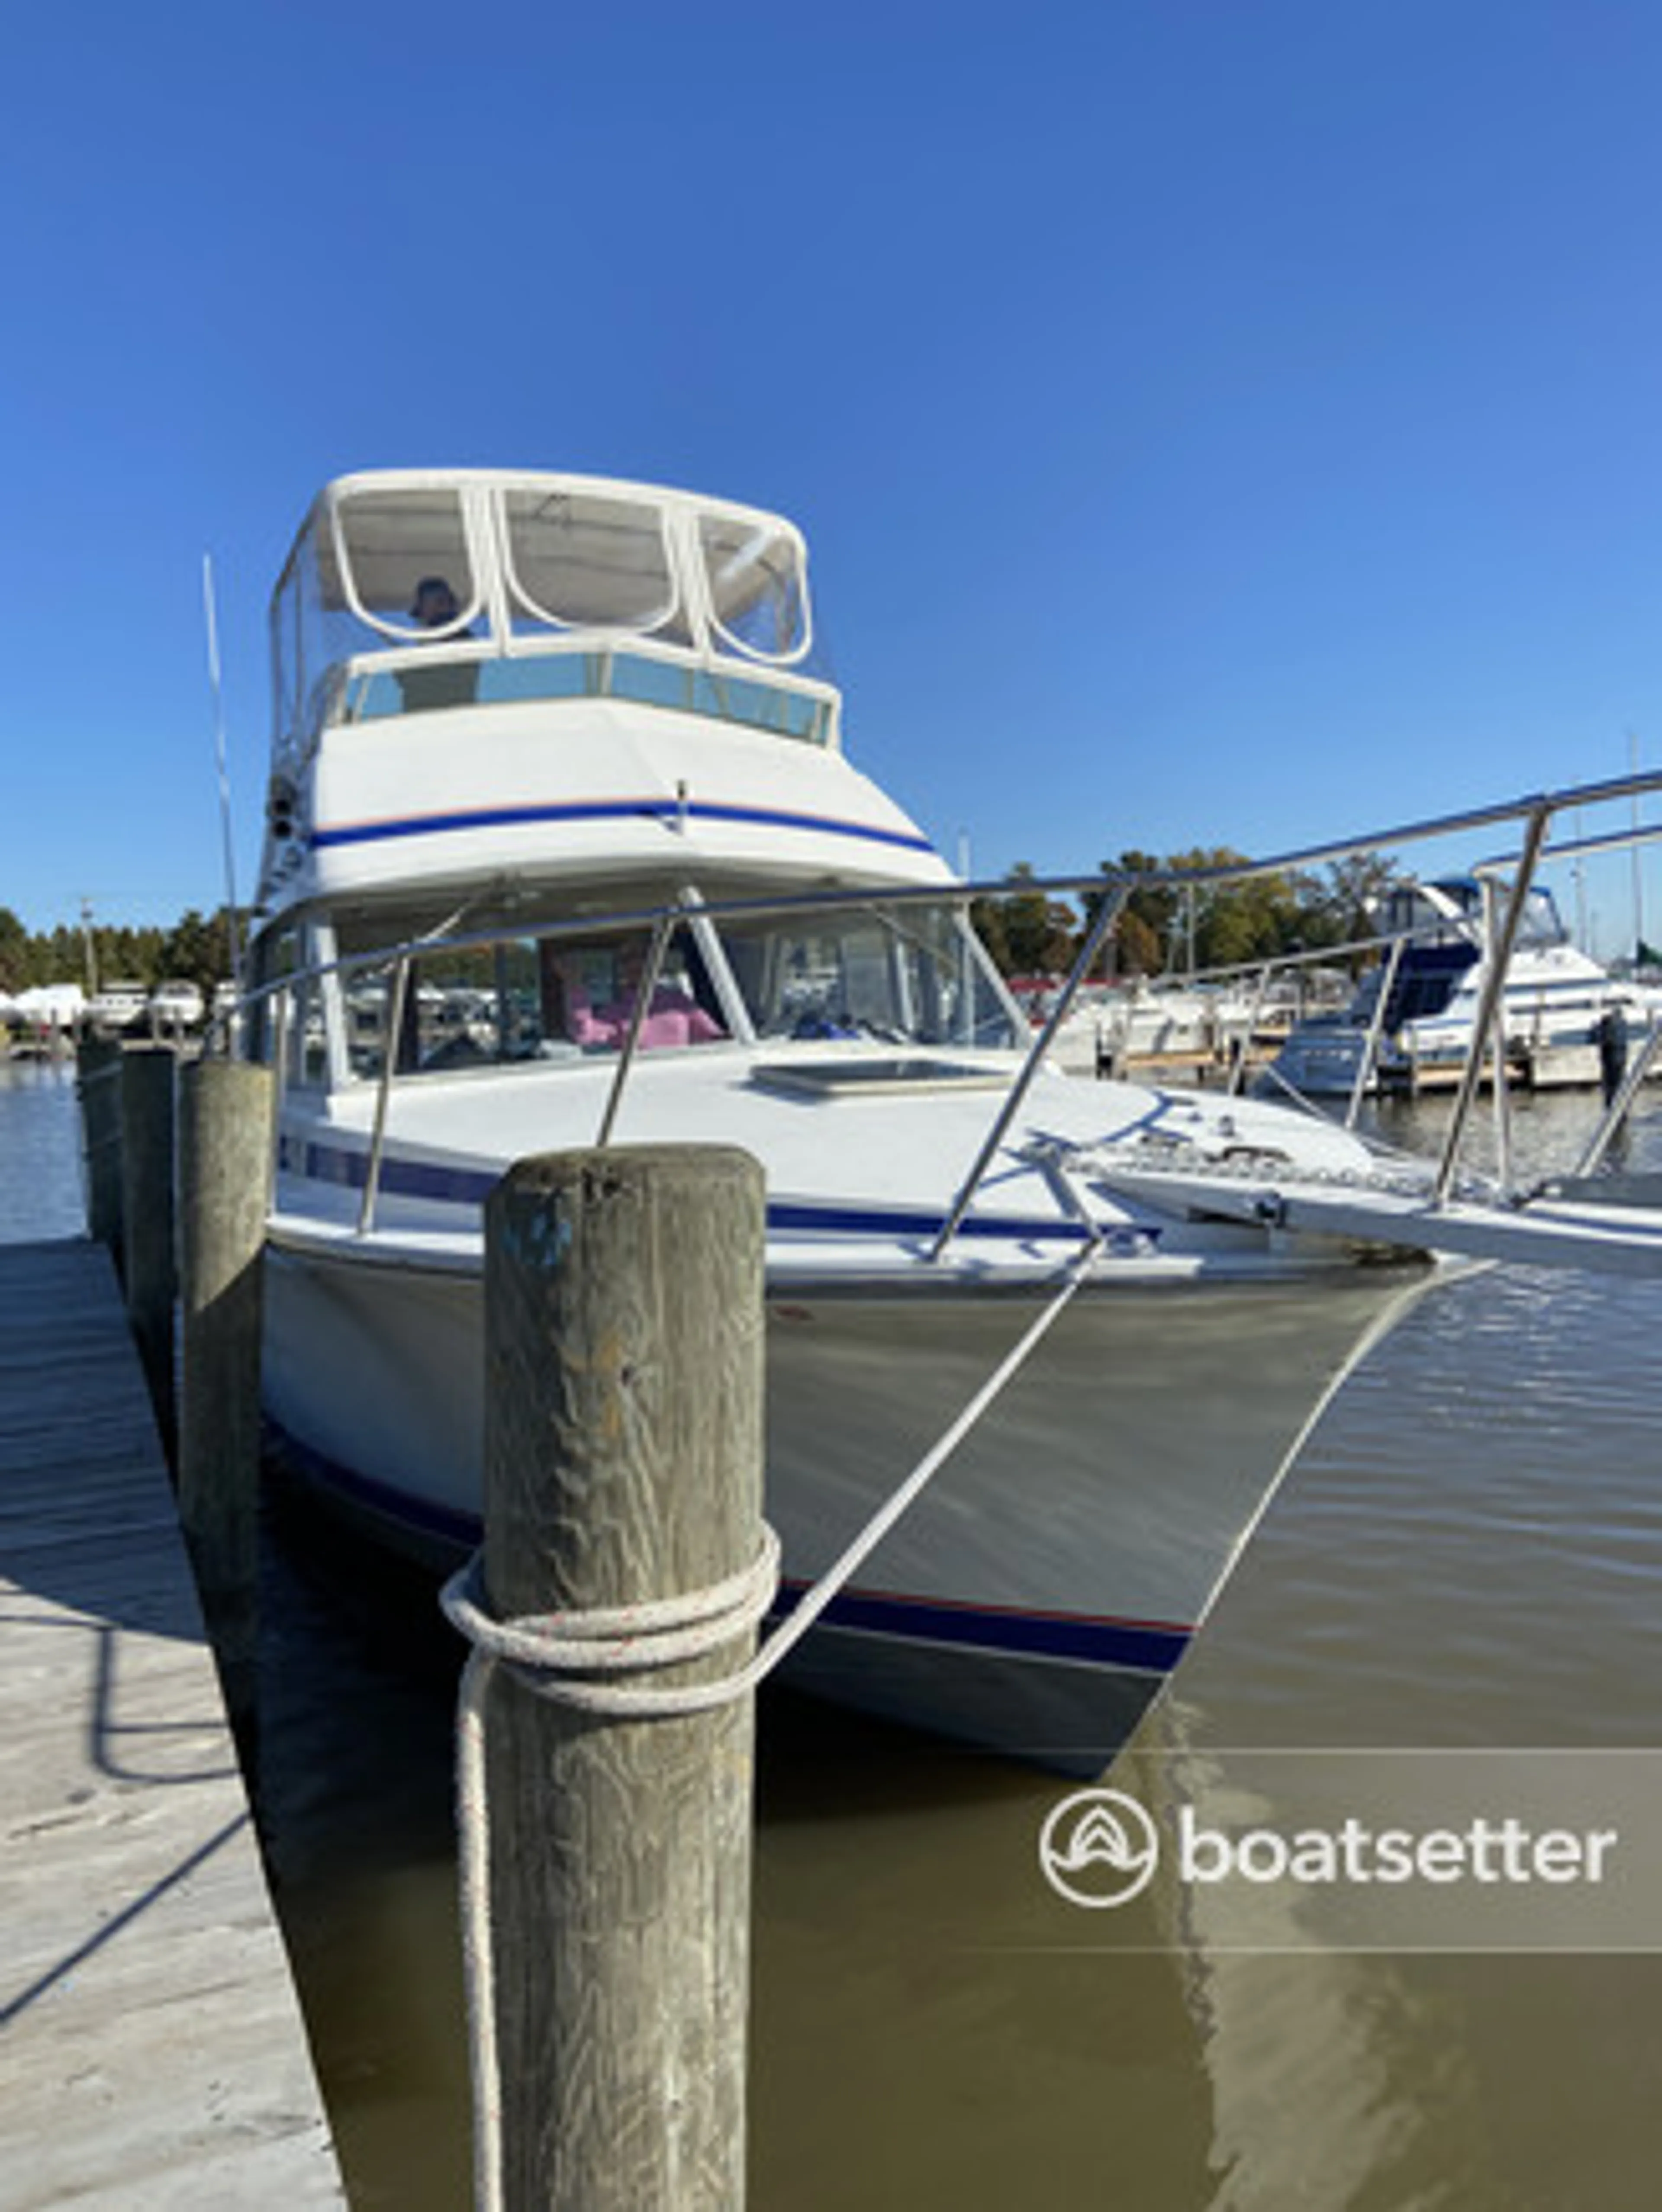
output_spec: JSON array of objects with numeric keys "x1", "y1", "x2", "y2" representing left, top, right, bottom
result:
[{"x1": 262, "y1": 1232, "x2": 1429, "y2": 1765}]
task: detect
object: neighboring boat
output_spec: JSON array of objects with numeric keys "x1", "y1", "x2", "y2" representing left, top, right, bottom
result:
[
  {"x1": 87, "y1": 979, "x2": 149, "y2": 1035},
  {"x1": 1041, "y1": 979, "x2": 1231, "y2": 1075},
  {"x1": 149, "y1": 978, "x2": 205, "y2": 1031},
  {"x1": 234, "y1": 469, "x2": 1647, "y2": 1764},
  {"x1": 1270, "y1": 876, "x2": 1662, "y2": 1100},
  {"x1": 3, "y1": 982, "x2": 85, "y2": 1057}
]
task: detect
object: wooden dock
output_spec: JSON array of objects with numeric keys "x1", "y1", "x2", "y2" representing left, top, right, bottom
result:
[{"x1": 0, "y1": 1238, "x2": 346, "y2": 2209}]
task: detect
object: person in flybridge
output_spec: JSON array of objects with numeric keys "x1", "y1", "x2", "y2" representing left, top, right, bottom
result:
[
  {"x1": 397, "y1": 574, "x2": 478, "y2": 711},
  {"x1": 411, "y1": 575, "x2": 464, "y2": 630}
]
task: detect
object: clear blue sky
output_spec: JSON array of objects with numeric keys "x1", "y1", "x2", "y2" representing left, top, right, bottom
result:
[{"x1": 6, "y1": 0, "x2": 1662, "y2": 952}]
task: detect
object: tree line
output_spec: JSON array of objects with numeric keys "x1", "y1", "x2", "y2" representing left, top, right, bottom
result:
[
  {"x1": 970, "y1": 850, "x2": 1402, "y2": 980},
  {"x1": 1, "y1": 849, "x2": 1401, "y2": 1004},
  {"x1": 0, "y1": 906, "x2": 242, "y2": 1000}
]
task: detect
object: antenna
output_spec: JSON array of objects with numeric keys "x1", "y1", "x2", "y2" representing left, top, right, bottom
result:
[{"x1": 202, "y1": 554, "x2": 245, "y2": 984}]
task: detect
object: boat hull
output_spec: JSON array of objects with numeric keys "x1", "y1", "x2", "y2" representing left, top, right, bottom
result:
[{"x1": 262, "y1": 1239, "x2": 1429, "y2": 1766}]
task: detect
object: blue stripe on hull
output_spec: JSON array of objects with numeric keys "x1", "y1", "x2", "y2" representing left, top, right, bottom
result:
[
  {"x1": 277, "y1": 1137, "x2": 1109, "y2": 1247},
  {"x1": 312, "y1": 795, "x2": 937, "y2": 857},
  {"x1": 267, "y1": 1421, "x2": 1192, "y2": 1680},
  {"x1": 772, "y1": 1580, "x2": 1190, "y2": 1675}
]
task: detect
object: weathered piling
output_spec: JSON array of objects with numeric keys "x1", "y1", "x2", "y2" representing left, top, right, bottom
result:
[
  {"x1": 119, "y1": 1042, "x2": 177, "y2": 1460},
  {"x1": 77, "y1": 1033, "x2": 126, "y2": 1260},
  {"x1": 177, "y1": 1056, "x2": 274, "y2": 1754},
  {"x1": 475, "y1": 1143, "x2": 766, "y2": 2212}
]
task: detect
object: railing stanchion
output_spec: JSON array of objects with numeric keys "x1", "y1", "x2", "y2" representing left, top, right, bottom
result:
[
  {"x1": 1433, "y1": 801, "x2": 1553, "y2": 1207},
  {"x1": 596, "y1": 913, "x2": 675, "y2": 1151},
  {"x1": 360, "y1": 956, "x2": 409, "y2": 1235},
  {"x1": 1346, "y1": 934, "x2": 1405, "y2": 1131},
  {"x1": 928, "y1": 885, "x2": 1130, "y2": 1264}
]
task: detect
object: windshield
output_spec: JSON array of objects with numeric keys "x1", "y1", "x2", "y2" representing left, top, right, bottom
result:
[
  {"x1": 719, "y1": 902, "x2": 1024, "y2": 1049},
  {"x1": 314, "y1": 898, "x2": 1024, "y2": 1080}
]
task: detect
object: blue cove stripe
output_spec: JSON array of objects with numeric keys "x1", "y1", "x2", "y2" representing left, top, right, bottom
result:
[
  {"x1": 312, "y1": 795, "x2": 937, "y2": 857},
  {"x1": 265, "y1": 1421, "x2": 1191, "y2": 1678},
  {"x1": 279, "y1": 1135, "x2": 1104, "y2": 1246},
  {"x1": 281, "y1": 1136, "x2": 496, "y2": 1206},
  {"x1": 773, "y1": 1579, "x2": 1191, "y2": 1674}
]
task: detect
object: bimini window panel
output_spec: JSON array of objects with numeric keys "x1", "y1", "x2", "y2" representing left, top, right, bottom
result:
[{"x1": 268, "y1": 474, "x2": 838, "y2": 772}]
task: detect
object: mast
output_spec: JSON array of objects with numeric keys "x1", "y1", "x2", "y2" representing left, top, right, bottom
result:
[{"x1": 202, "y1": 556, "x2": 244, "y2": 985}]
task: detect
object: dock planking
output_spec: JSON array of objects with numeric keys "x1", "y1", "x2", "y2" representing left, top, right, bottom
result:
[{"x1": 0, "y1": 1239, "x2": 345, "y2": 2209}]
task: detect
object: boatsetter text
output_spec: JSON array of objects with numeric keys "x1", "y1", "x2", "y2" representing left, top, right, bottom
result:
[{"x1": 1176, "y1": 1810, "x2": 1619, "y2": 1885}]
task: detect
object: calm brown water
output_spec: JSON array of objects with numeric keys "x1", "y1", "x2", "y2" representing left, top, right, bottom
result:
[{"x1": 7, "y1": 1063, "x2": 1662, "y2": 2208}]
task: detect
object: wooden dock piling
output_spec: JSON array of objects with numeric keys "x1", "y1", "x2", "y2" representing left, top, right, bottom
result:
[
  {"x1": 76, "y1": 1033, "x2": 125, "y2": 1262},
  {"x1": 475, "y1": 1143, "x2": 766, "y2": 2212},
  {"x1": 177, "y1": 1056, "x2": 274, "y2": 1756},
  {"x1": 118, "y1": 1042, "x2": 177, "y2": 1461}
]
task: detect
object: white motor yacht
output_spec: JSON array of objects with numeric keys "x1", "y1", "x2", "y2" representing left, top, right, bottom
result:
[
  {"x1": 149, "y1": 978, "x2": 205, "y2": 1031},
  {"x1": 87, "y1": 979, "x2": 150, "y2": 1035},
  {"x1": 239, "y1": 469, "x2": 1657, "y2": 1763},
  {"x1": 1272, "y1": 877, "x2": 1662, "y2": 1099}
]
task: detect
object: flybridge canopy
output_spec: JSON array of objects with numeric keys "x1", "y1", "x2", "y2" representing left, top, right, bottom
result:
[
  {"x1": 269, "y1": 469, "x2": 836, "y2": 761},
  {"x1": 1379, "y1": 875, "x2": 1568, "y2": 952}
]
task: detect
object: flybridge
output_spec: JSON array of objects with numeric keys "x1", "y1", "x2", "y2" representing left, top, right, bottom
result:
[
  {"x1": 252, "y1": 470, "x2": 933, "y2": 914},
  {"x1": 266, "y1": 469, "x2": 842, "y2": 771}
]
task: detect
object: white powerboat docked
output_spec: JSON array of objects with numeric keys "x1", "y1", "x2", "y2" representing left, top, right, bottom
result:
[
  {"x1": 87, "y1": 979, "x2": 150, "y2": 1036},
  {"x1": 1272, "y1": 875, "x2": 1662, "y2": 1100},
  {"x1": 238, "y1": 469, "x2": 1662, "y2": 1763},
  {"x1": 1039, "y1": 978, "x2": 1240, "y2": 1076}
]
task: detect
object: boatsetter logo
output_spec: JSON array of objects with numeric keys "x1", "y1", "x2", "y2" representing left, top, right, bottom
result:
[
  {"x1": 1038, "y1": 1788, "x2": 1161, "y2": 1908},
  {"x1": 1039, "y1": 1785, "x2": 1620, "y2": 1909}
]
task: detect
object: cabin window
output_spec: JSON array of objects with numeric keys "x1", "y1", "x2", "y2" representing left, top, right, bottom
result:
[
  {"x1": 330, "y1": 485, "x2": 483, "y2": 644},
  {"x1": 501, "y1": 489, "x2": 681, "y2": 637},
  {"x1": 718, "y1": 905, "x2": 1022, "y2": 1048},
  {"x1": 699, "y1": 515, "x2": 809, "y2": 664},
  {"x1": 340, "y1": 971, "x2": 392, "y2": 1079},
  {"x1": 391, "y1": 942, "x2": 546, "y2": 1074},
  {"x1": 285, "y1": 966, "x2": 329, "y2": 1090},
  {"x1": 246, "y1": 923, "x2": 303, "y2": 1070},
  {"x1": 536, "y1": 928, "x2": 728, "y2": 1055},
  {"x1": 341, "y1": 926, "x2": 729, "y2": 1080}
]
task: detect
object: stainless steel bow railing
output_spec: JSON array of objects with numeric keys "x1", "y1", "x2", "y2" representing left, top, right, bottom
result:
[{"x1": 206, "y1": 767, "x2": 1662, "y2": 1241}]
